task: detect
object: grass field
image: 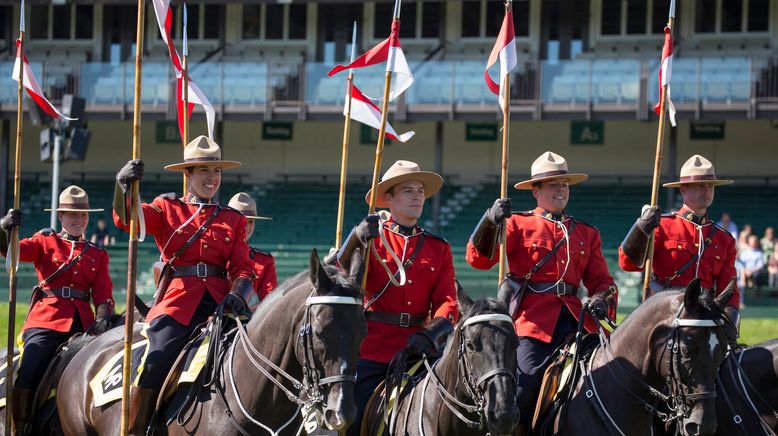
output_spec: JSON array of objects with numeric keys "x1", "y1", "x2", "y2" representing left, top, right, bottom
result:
[{"x1": 0, "y1": 302, "x2": 775, "y2": 349}]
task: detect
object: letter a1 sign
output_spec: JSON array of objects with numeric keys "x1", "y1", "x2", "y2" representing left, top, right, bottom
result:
[{"x1": 570, "y1": 121, "x2": 604, "y2": 145}]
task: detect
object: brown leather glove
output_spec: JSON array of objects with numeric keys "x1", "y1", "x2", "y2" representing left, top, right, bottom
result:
[{"x1": 220, "y1": 277, "x2": 253, "y2": 318}]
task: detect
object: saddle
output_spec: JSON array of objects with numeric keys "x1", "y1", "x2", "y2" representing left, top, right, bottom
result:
[
  {"x1": 532, "y1": 332, "x2": 599, "y2": 434},
  {"x1": 361, "y1": 354, "x2": 428, "y2": 436}
]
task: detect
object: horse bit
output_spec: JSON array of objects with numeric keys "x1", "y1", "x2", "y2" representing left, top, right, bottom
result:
[
  {"x1": 423, "y1": 313, "x2": 517, "y2": 432},
  {"x1": 226, "y1": 292, "x2": 362, "y2": 436},
  {"x1": 584, "y1": 303, "x2": 729, "y2": 436}
]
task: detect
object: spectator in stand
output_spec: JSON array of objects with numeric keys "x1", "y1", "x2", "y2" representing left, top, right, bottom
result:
[
  {"x1": 717, "y1": 213, "x2": 739, "y2": 239},
  {"x1": 737, "y1": 235, "x2": 765, "y2": 304},
  {"x1": 738, "y1": 225, "x2": 753, "y2": 252},
  {"x1": 90, "y1": 218, "x2": 115, "y2": 248},
  {"x1": 768, "y1": 242, "x2": 778, "y2": 288},
  {"x1": 761, "y1": 226, "x2": 775, "y2": 262}
]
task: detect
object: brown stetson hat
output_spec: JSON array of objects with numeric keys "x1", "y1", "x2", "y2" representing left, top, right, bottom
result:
[
  {"x1": 164, "y1": 135, "x2": 241, "y2": 171},
  {"x1": 365, "y1": 160, "x2": 444, "y2": 209},
  {"x1": 514, "y1": 151, "x2": 589, "y2": 190},
  {"x1": 228, "y1": 192, "x2": 272, "y2": 220},
  {"x1": 663, "y1": 155, "x2": 734, "y2": 188},
  {"x1": 44, "y1": 185, "x2": 104, "y2": 212}
]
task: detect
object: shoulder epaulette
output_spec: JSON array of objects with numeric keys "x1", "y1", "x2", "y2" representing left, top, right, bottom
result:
[
  {"x1": 422, "y1": 229, "x2": 448, "y2": 244},
  {"x1": 157, "y1": 192, "x2": 178, "y2": 200},
  {"x1": 511, "y1": 211, "x2": 533, "y2": 216},
  {"x1": 571, "y1": 216, "x2": 598, "y2": 230},
  {"x1": 221, "y1": 204, "x2": 240, "y2": 214},
  {"x1": 661, "y1": 213, "x2": 676, "y2": 218},
  {"x1": 250, "y1": 247, "x2": 273, "y2": 257},
  {"x1": 712, "y1": 224, "x2": 735, "y2": 240},
  {"x1": 86, "y1": 241, "x2": 107, "y2": 252},
  {"x1": 38, "y1": 228, "x2": 55, "y2": 236}
]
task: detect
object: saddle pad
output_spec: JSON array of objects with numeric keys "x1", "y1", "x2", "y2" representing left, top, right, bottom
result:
[
  {"x1": 175, "y1": 333, "x2": 210, "y2": 385},
  {"x1": 0, "y1": 353, "x2": 22, "y2": 409},
  {"x1": 90, "y1": 339, "x2": 149, "y2": 407},
  {"x1": 377, "y1": 359, "x2": 425, "y2": 436}
]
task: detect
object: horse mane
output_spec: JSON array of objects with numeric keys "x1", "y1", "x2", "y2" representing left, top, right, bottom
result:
[
  {"x1": 252, "y1": 264, "x2": 361, "y2": 322},
  {"x1": 462, "y1": 298, "x2": 511, "y2": 319}
]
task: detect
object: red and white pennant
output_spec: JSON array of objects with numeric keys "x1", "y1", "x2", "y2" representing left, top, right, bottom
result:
[
  {"x1": 347, "y1": 84, "x2": 414, "y2": 142},
  {"x1": 12, "y1": 40, "x2": 76, "y2": 121}
]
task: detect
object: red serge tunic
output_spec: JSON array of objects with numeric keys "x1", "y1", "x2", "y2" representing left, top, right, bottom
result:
[
  {"x1": 113, "y1": 195, "x2": 253, "y2": 325},
  {"x1": 466, "y1": 208, "x2": 617, "y2": 343},
  {"x1": 249, "y1": 247, "x2": 277, "y2": 301},
  {"x1": 361, "y1": 218, "x2": 459, "y2": 363},
  {"x1": 618, "y1": 206, "x2": 740, "y2": 308},
  {"x1": 9, "y1": 230, "x2": 113, "y2": 333}
]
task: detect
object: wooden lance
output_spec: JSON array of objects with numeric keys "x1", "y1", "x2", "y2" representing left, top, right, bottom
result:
[{"x1": 335, "y1": 21, "x2": 358, "y2": 250}]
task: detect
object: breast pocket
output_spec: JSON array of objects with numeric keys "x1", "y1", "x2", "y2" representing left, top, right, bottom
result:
[
  {"x1": 415, "y1": 258, "x2": 439, "y2": 289},
  {"x1": 205, "y1": 224, "x2": 232, "y2": 258},
  {"x1": 523, "y1": 238, "x2": 555, "y2": 266},
  {"x1": 701, "y1": 245, "x2": 725, "y2": 278},
  {"x1": 664, "y1": 239, "x2": 696, "y2": 270}
]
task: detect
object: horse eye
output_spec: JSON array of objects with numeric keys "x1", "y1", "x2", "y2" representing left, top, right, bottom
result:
[{"x1": 465, "y1": 341, "x2": 476, "y2": 352}]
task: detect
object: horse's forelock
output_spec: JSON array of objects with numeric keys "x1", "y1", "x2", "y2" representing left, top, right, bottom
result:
[{"x1": 464, "y1": 298, "x2": 510, "y2": 319}]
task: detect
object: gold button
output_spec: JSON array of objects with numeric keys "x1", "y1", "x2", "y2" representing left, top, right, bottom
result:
[
  {"x1": 408, "y1": 279, "x2": 413, "y2": 284},
  {"x1": 202, "y1": 278, "x2": 206, "y2": 282},
  {"x1": 677, "y1": 244, "x2": 682, "y2": 249},
  {"x1": 54, "y1": 257, "x2": 59, "y2": 262},
  {"x1": 695, "y1": 243, "x2": 700, "y2": 247},
  {"x1": 407, "y1": 301, "x2": 412, "y2": 305},
  {"x1": 91, "y1": 267, "x2": 96, "y2": 272},
  {"x1": 225, "y1": 237, "x2": 230, "y2": 242},
  {"x1": 200, "y1": 209, "x2": 205, "y2": 214},
  {"x1": 177, "y1": 230, "x2": 183, "y2": 234},
  {"x1": 579, "y1": 241, "x2": 584, "y2": 246},
  {"x1": 73, "y1": 271, "x2": 78, "y2": 275},
  {"x1": 532, "y1": 243, "x2": 537, "y2": 248},
  {"x1": 203, "y1": 244, "x2": 208, "y2": 249},
  {"x1": 715, "y1": 255, "x2": 720, "y2": 260},
  {"x1": 580, "y1": 250, "x2": 585, "y2": 255},
  {"x1": 430, "y1": 267, "x2": 435, "y2": 271},
  {"x1": 560, "y1": 259, "x2": 566, "y2": 264}
]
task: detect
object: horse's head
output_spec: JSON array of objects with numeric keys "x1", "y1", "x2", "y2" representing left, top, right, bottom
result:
[
  {"x1": 454, "y1": 282, "x2": 519, "y2": 435},
  {"x1": 298, "y1": 248, "x2": 367, "y2": 431},
  {"x1": 657, "y1": 278, "x2": 735, "y2": 436}
]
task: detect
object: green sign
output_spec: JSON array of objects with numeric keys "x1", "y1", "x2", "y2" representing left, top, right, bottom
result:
[
  {"x1": 156, "y1": 121, "x2": 180, "y2": 144},
  {"x1": 465, "y1": 122, "x2": 498, "y2": 141},
  {"x1": 690, "y1": 121, "x2": 725, "y2": 140},
  {"x1": 360, "y1": 124, "x2": 391, "y2": 145},
  {"x1": 570, "y1": 121, "x2": 604, "y2": 145},
  {"x1": 262, "y1": 122, "x2": 293, "y2": 140}
]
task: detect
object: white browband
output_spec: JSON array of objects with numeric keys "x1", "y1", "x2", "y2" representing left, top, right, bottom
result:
[
  {"x1": 306, "y1": 296, "x2": 362, "y2": 306},
  {"x1": 463, "y1": 314, "x2": 515, "y2": 327},
  {"x1": 672, "y1": 318, "x2": 723, "y2": 327}
]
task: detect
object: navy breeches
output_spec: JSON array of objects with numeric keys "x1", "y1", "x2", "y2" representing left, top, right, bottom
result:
[
  {"x1": 17, "y1": 316, "x2": 82, "y2": 390},
  {"x1": 347, "y1": 359, "x2": 389, "y2": 436}
]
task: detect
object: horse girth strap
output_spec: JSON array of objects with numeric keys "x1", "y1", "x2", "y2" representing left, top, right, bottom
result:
[
  {"x1": 527, "y1": 220, "x2": 576, "y2": 278},
  {"x1": 168, "y1": 206, "x2": 222, "y2": 262}
]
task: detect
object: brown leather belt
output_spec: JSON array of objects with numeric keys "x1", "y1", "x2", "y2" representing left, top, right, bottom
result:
[
  {"x1": 172, "y1": 263, "x2": 228, "y2": 279},
  {"x1": 365, "y1": 311, "x2": 427, "y2": 328},
  {"x1": 528, "y1": 281, "x2": 579, "y2": 296},
  {"x1": 42, "y1": 287, "x2": 90, "y2": 301}
]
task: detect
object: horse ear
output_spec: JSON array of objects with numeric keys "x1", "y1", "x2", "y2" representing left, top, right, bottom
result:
[
  {"x1": 715, "y1": 278, "x2": 736, "y2": 309},
  {"x1": 309, "y1": 248, "x2": 330, "y2": 291},
  {"x1": 348, "y1": 248, "x2": 365, "y2": 284},
  {"x1": 456, "y1": 280, "x2": 474, "y2": 316},
  {"x1": 684, "y1": 277, "x2": 702, "y2": 310}
]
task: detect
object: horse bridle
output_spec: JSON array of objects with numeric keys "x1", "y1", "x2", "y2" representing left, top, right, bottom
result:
[
  {"x1": 226, "y1": 292, "x2": 363, "y2": 435},
  {"x1": 424, "y1": 313, "x2": 517, "y2": 430},
  {"x1": 584, "y1": 303, "x2": 730, "y2": 436}
]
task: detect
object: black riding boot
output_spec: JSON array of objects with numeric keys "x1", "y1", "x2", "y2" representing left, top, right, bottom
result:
[
  {"x1": 128, "y1": 386, "x2": 156, "y2": 436},
  {"x1": 11, "y1": 387, "x2": 34, "y2": 436}
]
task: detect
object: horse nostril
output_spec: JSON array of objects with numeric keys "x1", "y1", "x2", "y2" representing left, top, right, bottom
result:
[
  {"x1": 324, "y1": 409, "x2": 345, "y2": 431},
  {"x1": 684, "y1": 421, "x2": 702, "y2": 436}
]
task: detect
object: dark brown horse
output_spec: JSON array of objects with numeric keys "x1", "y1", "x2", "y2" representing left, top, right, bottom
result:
[
  {"x1": 364, "y1": 285, "x2": 519, "y2": 436},
  {"x1": 57, "y1": 249, "x2": 367, "y2": 435},
  {"x1": 714, "y1": 339, "x2": 778, "y2": 435},
  {"x1": 546, "y1": 278, "x2": 734, "y2": 436}
]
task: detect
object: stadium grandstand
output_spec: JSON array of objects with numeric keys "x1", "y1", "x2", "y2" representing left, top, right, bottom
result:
[{"x1": 0, "y1": 0, "x2": 776, "y2": 309}]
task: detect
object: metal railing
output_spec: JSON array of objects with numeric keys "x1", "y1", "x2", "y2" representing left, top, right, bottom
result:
[{"x1": 0, "y1": 56, "x2": 774, "y2": 118}]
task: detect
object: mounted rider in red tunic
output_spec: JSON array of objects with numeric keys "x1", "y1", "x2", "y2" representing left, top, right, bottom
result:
[
  {"x1": 465, "y1": 151, "x2": 618, "y2": 436},
  {"x1": 227, "y1": 192, "x2": 277, "y2": 309},
  {"x1": 113, "y1": 136, "x2": 254, "y2": 435},
  {"x1": 0, "y1": 185, "x2": 114, "y2": 434}
]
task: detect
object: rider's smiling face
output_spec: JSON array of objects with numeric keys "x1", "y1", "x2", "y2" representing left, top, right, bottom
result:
[{"x1": 186, "y1": 166, "x2": 222, "y2": 200}]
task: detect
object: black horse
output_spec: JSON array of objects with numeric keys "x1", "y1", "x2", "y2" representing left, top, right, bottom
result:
[
  {"x1": 545, "y1": 278, "x2": 734, "y2": 436},
  {"x1": 714, "y1": 339, "x2": 778, "y2": 435},
  {"x1": 363, "y1": 285, "x2": 519, "y2": 436},
  {"x1": 58, "y1": 249, "x2": 367, "y2": 435}
]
